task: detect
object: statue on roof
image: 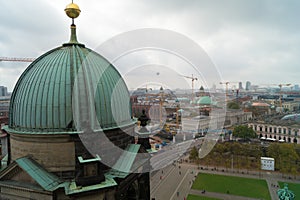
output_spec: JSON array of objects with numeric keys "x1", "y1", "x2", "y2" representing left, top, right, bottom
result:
[{"x1": 138, "y1": 109, "x2": 149, "y2": 128}]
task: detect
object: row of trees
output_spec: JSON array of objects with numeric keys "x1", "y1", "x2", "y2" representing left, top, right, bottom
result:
[{"x1": 189, "y1": 141, "x2": 300, "y2": 176}]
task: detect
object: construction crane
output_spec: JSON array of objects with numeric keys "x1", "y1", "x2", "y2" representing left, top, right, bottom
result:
[
  {"x1": 159, "y1": 86, "x2": 164, "y2": 125},
  {"x1": 249, "y1": 83, "x2": 291, "y2": 113},
  {"x1": 0, "y1": 57, "x2": 35, "y2": 62},
  {"x1": 278, "y1": 83, "x2": 291, "y2": 113},
  {"x1": 219, "y1": 81, "x2": 239, "y2": 102},
  {"x1": 181, "y1": 74, "x2": 198, "y2": 102}
]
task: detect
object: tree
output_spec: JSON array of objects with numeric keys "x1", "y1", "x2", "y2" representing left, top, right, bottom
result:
[
  {"x1": 227, "y1": 101, "x2": 240, "y2": 109},
  {"x1": 267, "y1": 143, "x2": 281, "y2": 169},
  {"x1": 267, "y1": 143, "x2": 299, "y2": 174},
  {"x1": 232, "y1": 125, "x2": 256, "y2": 141}
]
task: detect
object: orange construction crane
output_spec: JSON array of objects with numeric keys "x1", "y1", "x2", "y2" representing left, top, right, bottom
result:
[
  {"x1": 278, "y1": 83, "x2": 291, "y2": 113},
  {"x1": 0, "y1": 57, "x2": 35, "y2": 62},
  {"x1": 181, "y1": 74, "x2": 198, "y2": 102}
]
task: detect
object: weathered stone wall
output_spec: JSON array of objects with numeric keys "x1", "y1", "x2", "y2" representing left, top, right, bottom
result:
[
  {"x1": 9, "y1": 133, "x2": 75, "y2": 172},
  {"x1": 0, "y1": 186, "x2": 53, "y2": 200}
]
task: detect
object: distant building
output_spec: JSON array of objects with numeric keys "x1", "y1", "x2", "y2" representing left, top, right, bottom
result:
[
  {"x1": 0, "y1": 86, "x2": 8, "y2": 97},
  {"x1": 245, "y1": 81, "x2": 251, "y2": 91},
  {"x1": 261, "y1": 157, "x2": 275, "y2": 171},
  {"x1": 195, "y1": 86, "x2": 210, "y2": 97},
  {"x1": 211, "y1": 84, "x2": 217, "y2": 92},
  {"x1": 131, "y1": 87, "x2": 178, "y2": 120},
  {"x1": 0, "y1": 97, "x2": 9, "y2": 118},
  {"x1": 282, "y1": 101, "x2": 300, "y2": 112},
  {"x1": 238, "y1": 82, "x2": 243, "y2": 90},
  {"x1": 224, "y1": 109, "x2": 252, "y2": 127},
  {"x1": 0, "y1": 97, "x2": 9, "y2": 126},
  {"x1": 249, "y1": 121, "x2": 300, "y2": 144}
]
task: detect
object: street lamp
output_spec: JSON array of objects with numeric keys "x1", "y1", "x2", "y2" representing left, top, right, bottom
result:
[{"x1": 159, "y1": 86, "x2": 164, "y2": 125}]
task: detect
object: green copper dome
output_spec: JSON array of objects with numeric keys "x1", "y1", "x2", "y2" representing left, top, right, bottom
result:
[
  {"x1": 7, "y1": 33, "x2": 133, "y2": 134},
  {"x1": 197, "y1": 96, "x2": 212, "y2": 105}
]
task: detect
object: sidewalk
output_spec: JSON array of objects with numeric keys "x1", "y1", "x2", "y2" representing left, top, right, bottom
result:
[
  {"x1": 151, "y1": 163, "x2": 194, "y2": 200},
  {"x1": 190, "y1": 189, "x2": 260, "y2": 200},
  {"x1": 150, "y1": 164, "x2": 176, "y2": 194}
]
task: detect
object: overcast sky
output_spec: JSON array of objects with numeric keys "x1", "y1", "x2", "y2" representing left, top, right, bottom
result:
[{"x1": 1, "y1": 0, "x2": 300, "y2": 92}]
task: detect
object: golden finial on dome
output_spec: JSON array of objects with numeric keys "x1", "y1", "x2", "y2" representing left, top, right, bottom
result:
[
  {"x1": 63, "y1": 1, "x2": 84, "y2": 46},
  {"x1": 65, "y1": 2, "x2": 81, "y2": 21}
]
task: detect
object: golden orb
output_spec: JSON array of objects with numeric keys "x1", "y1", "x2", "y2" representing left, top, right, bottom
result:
[{"x1": 65, "y1": 3, "x2": 81, "y2": 19}]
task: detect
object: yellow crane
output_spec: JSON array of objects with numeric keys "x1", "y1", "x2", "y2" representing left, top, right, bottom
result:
[
  {"x1": 181, "y1": 74, "x2": 198, "y2": 102},
  {"x1": 278, "y1": 83, "x2": 291, "y2": 113},
  {"x1": 159, "y1": 86, "x2": 164, "y2": 125}
]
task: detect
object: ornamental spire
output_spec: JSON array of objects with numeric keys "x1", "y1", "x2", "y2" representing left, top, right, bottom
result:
[{"x1": 64, "y1": 1, "x2": 81, "y2": 44}]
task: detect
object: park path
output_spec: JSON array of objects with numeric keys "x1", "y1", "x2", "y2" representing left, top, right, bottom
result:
[
  {"x1": 265, "y1": 172, "x2": 283, "y2": 200},
  {"x1": 189, "y1": 189, "x2": 260, "y2": 200},
  {"x1": 151, "y1": 161, "x2": 300, "y2": 200}
]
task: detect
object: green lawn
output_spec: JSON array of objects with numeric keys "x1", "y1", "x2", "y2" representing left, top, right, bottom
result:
[
  {"x1": 187, "y1": 194, "x2": 220, "y2": 200},
  {"x1": 278, "y1": 182, "x2": 300, "y2": 199},
  {"x1": 192, "y1": 173, "x2": 271, "y2": 200}
]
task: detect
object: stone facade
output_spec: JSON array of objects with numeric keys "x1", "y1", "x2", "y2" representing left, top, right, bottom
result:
[
  {"x1": 282, "y1": 101, "x2": 300, "y2": 112},
  {"x1": 249, "y1": 122, "x2": 300, "y2": 144}
]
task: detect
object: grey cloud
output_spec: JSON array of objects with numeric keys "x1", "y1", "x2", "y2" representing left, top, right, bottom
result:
[{"x1": 1, "y1": 0, "x2": 300, "y2": 91}]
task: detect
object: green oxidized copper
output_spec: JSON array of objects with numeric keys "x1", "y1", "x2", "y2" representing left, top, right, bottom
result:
[
  {"x1": 277, "y1": 183, "x2": 295, "y2": 200},
  {"x1": 5, "y1": 23, "x2": 134, "y2": 134}
]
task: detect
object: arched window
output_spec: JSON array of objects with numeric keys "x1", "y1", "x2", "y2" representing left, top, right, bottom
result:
[
  {"x1": 294, "y1": 130, "x2": 298, "y2": 137},
  {"x1": 294, "y1": 138, "x2": 298, "y2": 144}
]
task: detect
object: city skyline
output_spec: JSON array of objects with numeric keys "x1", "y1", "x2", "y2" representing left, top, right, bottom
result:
[{"x1": 1, "y1": 0, "x2": 300, "y2": 92}]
